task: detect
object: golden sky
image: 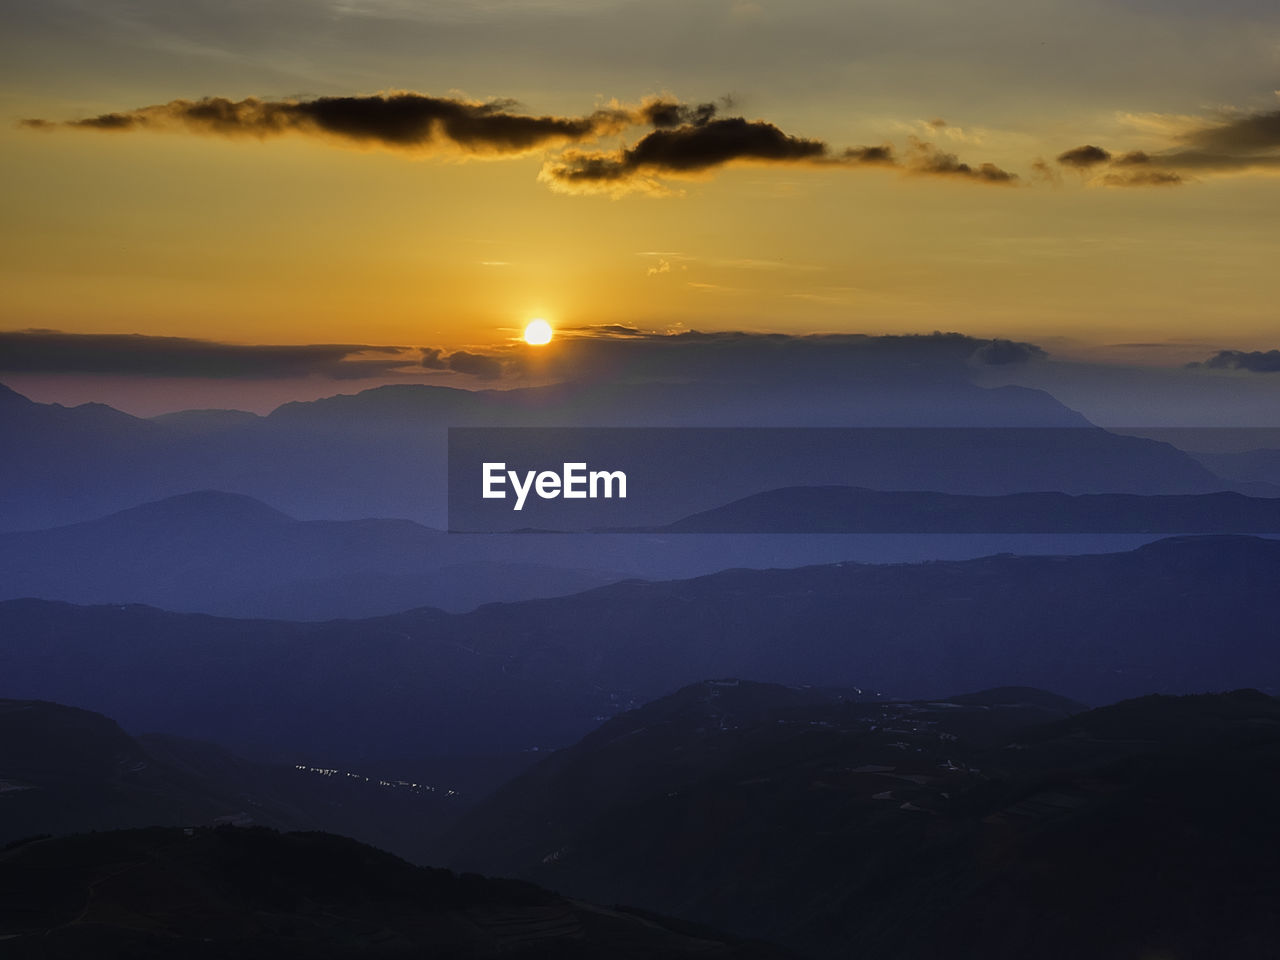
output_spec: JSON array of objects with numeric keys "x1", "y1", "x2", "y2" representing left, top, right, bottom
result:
[{"x1": 1, "y1": 0, "x2": 1279, "y2": 373}]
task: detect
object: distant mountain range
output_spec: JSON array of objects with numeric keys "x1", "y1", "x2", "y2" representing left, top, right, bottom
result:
[
  {"x1": 649, "y1": 485, "x2": 1280, "y2": 533},
  {"x1": 0, "y1": 491, "x2": 619, "y2": 618},
  {"x1": 0, "y1": 488, "x2": 1199, "y2": 619},
  {"x1": 1196, "y1": 447, "x2": 1280, "y2": 490},
  {"x1": 0, "y1": 379, "x2": 1239, "y2": 531},
  {"x1": 2, "y1": 535, "x2": 1279, "y2": 766},
  {"x1": 444, "y1": 680, "x2": 1280, "y2": 959}
]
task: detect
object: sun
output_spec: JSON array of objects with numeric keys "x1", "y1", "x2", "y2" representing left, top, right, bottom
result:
[{"x1": 523, "y1": 318, "x2": 553, "y2": 345}]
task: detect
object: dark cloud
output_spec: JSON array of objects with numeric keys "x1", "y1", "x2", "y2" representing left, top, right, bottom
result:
[
  {"x1": 1030, "y1": 158, "x2": 1060, "y2": 184},
  {"x1": 0, "y1": 330, "x2": 415, "y2": 379},
  {"x1": 1056, "y1": 144, "x2": 1111, "y2": 168},
  {"x1": 447, "y1": 350, "x2": 504, "y2": 380},
  {"x1": 422, "y1": 346, "x2": 505, "y2": 378},
  {"x1": 542, "y1": 118, "x2": 995, "y2": 194},
  {"x1": 505, "y1": 330, "x2": 1049, "y2": 385},
  {"x1": 1193, "y1": 349, "x2": 1280, "y2": 373},
  {"x1": 1100, "y1": 169, "x2": 1184, "y2": 187},
  {"x1": 421, "y1": 348, "x2": 449, "y2": 370},
  {"x1": 1179, "y1": 109, "x2": 1280, "y2": 154},
  {"x1": 1044, "y1": 143, "x2": 1185, "y2": 186},
  {"x1": 624, "y1": 117, "x2": 832, "y2": 170},
  {"x1": 542, "y1": 117, "x2": 831, "y2": 192},
  {"x1": 27, "y1": 90, "x2": 1017, "y2": 195},
  {"x1": 1053, "y1": 106, "x2": 1280, "y2": 185},
  {"x1": 23, "y1": 92, "x2": 632, "y2": 156},
  {"x1": 906, "y1": 139, "x2": 1018, "y2": 183},
  {"x1": 839, "y1": 145, "x2": 897, "y2": 165},
  {"x1": 972, "y1": 338, "x2": 1046, "y2": 365},
  {"x1": 639, "y1": 98, "x2": 721, "y2": 128}
]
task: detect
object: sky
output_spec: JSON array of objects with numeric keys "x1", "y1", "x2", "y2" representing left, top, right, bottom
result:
[{"x1": 1, "y1": 0, "x2": 1279, "y2": 416}]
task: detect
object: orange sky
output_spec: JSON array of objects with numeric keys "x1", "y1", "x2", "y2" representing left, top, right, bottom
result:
[{"x1": 1, "y1": 0, "x2": 1278, "y2": 390}]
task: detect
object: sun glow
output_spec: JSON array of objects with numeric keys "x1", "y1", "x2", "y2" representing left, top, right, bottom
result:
[{"x1": 523, "y1": 318, "x2": 553, "y2": 345}]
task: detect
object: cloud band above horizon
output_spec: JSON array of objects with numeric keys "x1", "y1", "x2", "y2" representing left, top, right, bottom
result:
[
  {"x1": 23, "y1": 91, "x2": 1019, "y2": 195},
  {"x1": 0, "y1": 330, "x2": 508, "y2": 381}
]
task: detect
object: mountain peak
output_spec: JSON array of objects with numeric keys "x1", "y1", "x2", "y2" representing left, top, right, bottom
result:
[
  {"x1": 266, "y1": 383, "x2": 483, "y2": 423},
  {"x1": 0, "y1": 381, "x2": 35, "y2": 407},
  {"x1": 104, "y1": 490, "x2": 294, "y2": 527}
]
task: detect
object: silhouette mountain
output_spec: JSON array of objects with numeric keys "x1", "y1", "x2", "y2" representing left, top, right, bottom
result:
[
  {"x1": 110, "y1": 489, "x2": 294, "y2": 526},
  {"x1": 1, "y1": 536, "x2": 1278, "y2": 766},
  {"x1": 656, "y1": 485, "x2": 1280, "y2": 532},
  {"x1": 0, "y1": 382, "x2": 34, "y2": 408},
  {"x1": 0, "y1": 827, "x2": 787, "y2": 958},
  {"x1": 442, "y1": 683, "x2": 1280, "y2": 959}
]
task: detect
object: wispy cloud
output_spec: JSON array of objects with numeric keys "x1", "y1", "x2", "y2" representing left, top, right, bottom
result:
[
  {"x1": 904, "y1": 137, "x2": 1019, "y2": 183},
  {"x1": 500, "y1": 330, "x2": 1048, "y2": 384},
  {"x1": 0, "y1": 329, "x2": 511, "y2": 381},
  {"x1": 0, "y1": 329, "x2": 417, "y2": 380},
  {"x1": 1055, "y1": 104, "x2": 1280, "y2": 186},
  {"x1": 1190, "y1": 349, "x2": 1280, "y2": 373}
]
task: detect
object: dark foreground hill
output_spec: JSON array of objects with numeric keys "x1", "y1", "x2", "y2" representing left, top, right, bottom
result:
[
  {"x1": 0, "y1": 827, "x2": 787, "y2": 959},
  {"x1": 442, "y1": 682, "x2": 1280, "y2": 959},
  {"x1": 0, "y1": 699, "x2": 463, "y2": 863},
  {"x1": 2, "y1": 536, "x2": 1280, "y2": 765}
]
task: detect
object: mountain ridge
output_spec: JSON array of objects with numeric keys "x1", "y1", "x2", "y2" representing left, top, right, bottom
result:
[
  {"x1": 652, "y1": 485, "x2": 1280, "y2": 533},
  {"x1": 0, "y1": 378, "x2": 1232, "y2": 531},
  {"x1": 2, "y1": 535, "x2": 1279, "y2": 766}
]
